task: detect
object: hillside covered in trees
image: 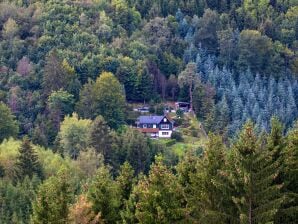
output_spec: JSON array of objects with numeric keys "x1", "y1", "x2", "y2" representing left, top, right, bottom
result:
[{"x1": 0, "y1": 0, "x2": 297, "y2": 223}]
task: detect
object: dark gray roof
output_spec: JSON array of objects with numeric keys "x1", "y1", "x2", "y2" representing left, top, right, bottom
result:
[{"x1": 138, "y1": 115, "x2": 164, "y2": 124}]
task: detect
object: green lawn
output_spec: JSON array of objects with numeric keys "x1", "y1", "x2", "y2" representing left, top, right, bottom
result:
[{"x1": 159, "y1": 113, "x2": 208, "y2": 157}]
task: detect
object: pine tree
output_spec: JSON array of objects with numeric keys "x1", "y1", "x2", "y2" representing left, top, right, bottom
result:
[
  {"x1": 227, "y1": 121, "x2": 284, "y2": 224},
  {"x1": 15, "y1": 137, "x2": 43, "y2": 181},
  {"x1": 120, "y1": 129, "x2": 150, "y2": 174}
]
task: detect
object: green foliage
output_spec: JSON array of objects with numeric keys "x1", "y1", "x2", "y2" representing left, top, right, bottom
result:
[
  {"x1": 0, "y1": 102, "x2": 18, "y2": 142},
  {"x1": 171, "y1": 131, "x2": 183, "y2": 142},
  {"x1": 116, "y1": 162, "x2": 136, "y2": 204},
  {"x1": 0, "y1": 176, "x2": 40, "y2": 224},
  {"x1": 227, "y1": 121, "x2": 284, "y2": 223},
  {"x1": 89, "y1": 116, "x2": 113, "y2": 163},
  {"x1": 32, "y1": 168, "x2": 74, "y2": 224},
  {"x1": 119, "y1": 129, "x2": 151, "y2": 174},
  {"x1": 87, "y1": 166, "x2": 120, "y2": 223},
  {"x1": 93, "y1": 72, "x2": 126, "y2": 129},
  {"x1": 57, "y1": 113, "x2": 91, "y2": 159},
  {"x1": 133, "y1": 156, "x2": 187, "y2": 223},
  {"x1": 188, "y1": 134, "x2": 235, "y2": 223},
  {"x1": 178, "y1": 63, "x2": 199, "y2": 111},
  {"x1": 78, "y1": 72, "x2": 126, "y2": 129},
  {"x1": 48, "y1": 90, "x2": 75, "y2": 117},
  {"x1": 277, "y1": 121, "x2": 298, "y2": 223},
  {"x1": 15, "y1": 137, "x2": 43, "y2": 181}
]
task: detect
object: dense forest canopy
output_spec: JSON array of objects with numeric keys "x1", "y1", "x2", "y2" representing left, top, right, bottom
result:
[{"x1": 0, "y1": 0, "x2": 297, "y2": 223}]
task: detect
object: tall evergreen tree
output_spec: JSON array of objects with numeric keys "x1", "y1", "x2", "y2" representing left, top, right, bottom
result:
[
  {"x1": 32, "y1": 169, "x2": 73, "y2": 224},
  {"x1": 15, "y1": 137, "x2": 43, "y2": 180},
  {"x1": 227, "y1": 121, "x2": 284, "y2": 224},
  {"x1": 134, "y1": 156, "x2": 187, "y2": 223},
  {"x1": 87, "y1": 166, "x2": 120, "y2": 224},
  {"x1": 276, "y1": 122, "x2": 298, "y2": 223},
  {"x1": 188, "y1": 134, "x2": 236, "y2": 223}
]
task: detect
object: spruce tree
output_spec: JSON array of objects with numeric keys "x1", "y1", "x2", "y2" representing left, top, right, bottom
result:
[
  {"x1": 276, "y1": 122, "x2": 298, "y2": 223},
  {"x1": 116, "y1": 162, "x2": 135, "y2": 203},
  {"x1": 15, "y1": 137, "x2": 43, "y2": 180},
  {"x1": 32, "y1": 168, "x2": 73, "y2": 224},
  {"x1": 134, "y1": 156, "x2": 187, "y2": 223},
  {"x1": 227, "y1": 121, "x2": 284, "y2": 224},
  {"x1": 188, "y1": 134, "x2": 236, "y2": 223},
  {"x1": 87, "y1": 166, "x2": 120, "y2": 224}
]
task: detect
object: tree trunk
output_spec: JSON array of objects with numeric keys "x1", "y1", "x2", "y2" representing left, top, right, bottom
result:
[{"x1": 189, "y1": 85, "x2": 193, "y2": 112}]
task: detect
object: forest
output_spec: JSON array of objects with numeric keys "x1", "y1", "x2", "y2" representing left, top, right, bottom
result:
[{"x1": 0, "y1": 0, "x2": 297, "y2": 223}]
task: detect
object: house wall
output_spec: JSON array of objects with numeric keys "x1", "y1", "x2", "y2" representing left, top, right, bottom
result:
[{"x1": 158, "y1": 130, "x2": 172, "y2": 138}]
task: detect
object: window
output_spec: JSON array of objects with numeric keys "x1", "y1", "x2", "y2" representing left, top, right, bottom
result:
[
  {"x1": 160, "y1": 124, "x2": 169, "y2": 129},
  {"x1": 143, "y1": 124, "x2": 147, "y2": 128},
  {"x1": 162, "y1": 132, "x2": 169, "y2": 136}
]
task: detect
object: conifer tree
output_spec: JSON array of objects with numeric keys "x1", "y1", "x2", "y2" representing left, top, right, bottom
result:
[
  {"x1": 188, "y1": 134, "x2": 236, "y2": 223},
  {"x1": 89, "y1": 116, "x2": 113, "y2": 163},
  {"x1": 134, "y1": 156, "x2": 187, "y2": 223},
  {"x1": 0, "y1": 102, "x2": 19, "y2": 142},
  {"x1": 32, "y1": 169, "x2": 73, "y2": 224},
  {"x1": 276, "y1": 122, "x2": 298, "y2": 223},
  {"x1": 87, "y1": 166, "x2": 120, "y2": 224},
  {"x1": 116, "y1": 162, "x2": 135, "y2": 203},
  {"x1": 15, "y1": 137, "x2": 43, "y2": 180},
  {"x1": 227, "y1": 121, "x2": 284, "y2": 224}
]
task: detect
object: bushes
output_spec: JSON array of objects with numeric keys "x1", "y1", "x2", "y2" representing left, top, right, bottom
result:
[{"x1": 171, "y1": 131, "x2": 183, "y2": 142}]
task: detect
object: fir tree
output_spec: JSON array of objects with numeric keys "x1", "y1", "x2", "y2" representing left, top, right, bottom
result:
[
  {"x1": 188, "y1": 134, "x2": 236, "y2": 223},
  {"x1": 276, "y1": 122, "x2": 298, "y2": 223},
  {"x1": 15, "y1": 137, "x2": 43, "y2": 181},
  {"x1": 32, "y1": 168, "x2": 73, "y2": 224},
  {"x1": 87, "y1": 166, "x2": 120, "y2": 224},
  {"x1": 134, "y1": 156, "x2": 187, "y2": 223},
  {"x1": 227, "y1": 121, "x2": 284, "y2": 224}
]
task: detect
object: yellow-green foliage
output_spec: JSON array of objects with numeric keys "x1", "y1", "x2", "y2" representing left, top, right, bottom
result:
[
  {"x1": 0, "y1": 138, "x2": 79, "y2": 180},
  {"x1": 58, "y1": 113, "x2": 92, "y2": 159}
]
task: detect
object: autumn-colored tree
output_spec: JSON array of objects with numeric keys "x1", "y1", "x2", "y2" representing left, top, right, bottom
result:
[{"x1": 69, "y1": 195, "x2": 103, "y2": 224}]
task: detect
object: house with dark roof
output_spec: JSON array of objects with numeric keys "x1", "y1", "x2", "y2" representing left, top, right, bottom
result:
[{"x1": 136, "y1": 115, "x2": 174, "y2": 138}]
